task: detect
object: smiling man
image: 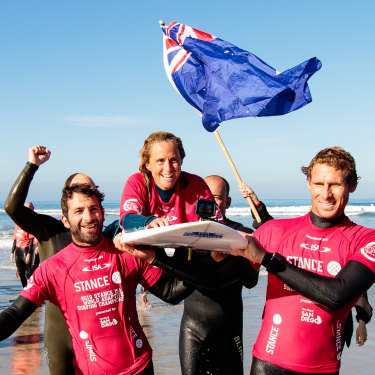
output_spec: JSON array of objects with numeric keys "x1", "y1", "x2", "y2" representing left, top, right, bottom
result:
[
  {"x1": 231, "y1": 146, "x2": 375, "y2": 375},
  {"x1": 0, "y1": 183, "x2": 190, "y2": 375}
]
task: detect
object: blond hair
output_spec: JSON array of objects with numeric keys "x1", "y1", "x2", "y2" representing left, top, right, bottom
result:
[{"x1": 139, "y1": 131, "x2": 186, "y2": 194}]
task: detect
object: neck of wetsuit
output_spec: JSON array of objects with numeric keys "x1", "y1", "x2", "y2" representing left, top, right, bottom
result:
[
  {"x1": 72, "y1": 236, "x2": 103, "y2": 248},
  {"x1": 154, "y1": 182, "x2": 177, "y2": 203},
  {"x1": 309, "y1": 211, "x2": 346, "y2": 229}
]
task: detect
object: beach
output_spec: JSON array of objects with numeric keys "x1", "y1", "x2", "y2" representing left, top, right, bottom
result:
[{"x1": 1, "y1": 200, "x2": 375, "y2": 374}]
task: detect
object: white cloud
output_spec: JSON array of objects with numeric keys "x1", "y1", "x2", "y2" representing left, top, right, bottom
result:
[{"x1": 63, "y1": 115, "x2": 149, "y2": 128}]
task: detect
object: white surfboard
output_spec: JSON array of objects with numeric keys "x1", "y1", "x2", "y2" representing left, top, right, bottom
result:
[{"x1": 120, "y1": 221, "x2": 248, "y2": 253}]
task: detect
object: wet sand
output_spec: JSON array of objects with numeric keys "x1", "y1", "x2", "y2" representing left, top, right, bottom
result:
[{"x1": 0, "y1": 270, "x2": 374, "y2": 374}]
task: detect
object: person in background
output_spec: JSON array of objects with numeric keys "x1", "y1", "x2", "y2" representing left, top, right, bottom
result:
[
  {"x1": 230, "y1": 146, "x2": 375, "y2": 375},
  {"x1": 204, "y1": 175, "x2": 273, "y2": 231},
  {"x1": 171, "y1": 175, "x2": 272, "y2": 375},
  {"x1": 11, "y1": 202, "x2": 36, "y2": 287},
  {"x1": 139, "y1": 287, "x2": 149, "y2": 309}
]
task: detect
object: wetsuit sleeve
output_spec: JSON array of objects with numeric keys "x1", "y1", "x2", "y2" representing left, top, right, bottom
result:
[
  {"x1": 121, "y1": 213, "x2": 157, "y2": 231},
  {"x1": 148, "y1": 271, "x2": 194, "y2": 305},
  {"x1": 11, "y1": 240, "x2": 16, "y2": 253},
  {"x1": 262, "y1": 254, "x2": 374, "y2": 310},
  {"x1": 103, "y1": 220, "x2": 121, "y2": 239},
  {"x1": 0, "y1": 296, "x2": 38, "y2": 341},
  {"x1": 355, "y1": 292, "x2": 373, "y2": 323},
  {"x1": 4, "y1": 163, "x2": 44, "y2": 239},
  {"x1": 252, "y1": 202, "x2": 273, "y2": 229},
  {"x1": 4, "y1": 162, "x2": 65, "y2": 249},
  {"x1": 152, "y1": 249, "x2": 259, "y2": 290}
]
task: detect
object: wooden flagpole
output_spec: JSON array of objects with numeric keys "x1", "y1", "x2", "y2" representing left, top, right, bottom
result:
[{"x1": 213, "y1": 129, "x2": 261, "y2": 224}]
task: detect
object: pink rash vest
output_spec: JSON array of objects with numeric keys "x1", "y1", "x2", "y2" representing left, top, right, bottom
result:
[
  {"x1": 13, "y1": 225, "x2": 34, "y2": 248},
  {"x1": 120, "y1": 172, "x2": 223, "y2": 224},
  {"x1": 21, "y1": 237, "x2": 162, "y2": 375},
  {"x1": 252, "y1": 213, "x2": 375, "y2": 373}
]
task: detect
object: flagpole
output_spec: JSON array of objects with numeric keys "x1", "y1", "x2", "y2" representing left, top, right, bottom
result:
[{"x1": 213, "y1": 129, "x2": 262, "y2": 224}]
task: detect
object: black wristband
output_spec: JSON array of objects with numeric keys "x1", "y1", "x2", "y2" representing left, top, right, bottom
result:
[
  {"x1": 261, "y1": 252, "x2": 286, "y2": 274},
  {"x1": 261, "y1": 252, "x2": 274, "y2": 266}
]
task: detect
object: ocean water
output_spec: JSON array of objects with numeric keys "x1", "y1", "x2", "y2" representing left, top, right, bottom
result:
[{"x1": 1, "y1": 198, "x2": 375, "y2": 269}]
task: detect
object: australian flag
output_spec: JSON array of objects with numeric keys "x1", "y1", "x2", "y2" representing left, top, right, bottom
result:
[{"x1": 161, "y1": 21, "x2": 322, "y2": 132}]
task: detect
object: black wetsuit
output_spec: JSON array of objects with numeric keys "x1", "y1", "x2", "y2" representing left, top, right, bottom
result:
[
  {"x1": 5, "y1": 162, "x2": 75, "y2": 375},
  {"x1": 174, "y1": 207, "x2": 272, "y2": 375},
  {"x1": 11, "y1": 238, "x2": 34, "y2": 287},
  {"x1": 28, "y1": 242, "x2": 40, "y2": 276},
  {"x1": 124, "y1": 196, "x2": 272, "y2": 375},
  {"x1": 158, "y1": 245, "x2": 257, "y2": 375}
]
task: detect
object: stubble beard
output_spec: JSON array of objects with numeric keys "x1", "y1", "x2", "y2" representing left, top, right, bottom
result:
[{"x1": 70, "y1": 220, "x2": 103, "y2": 246}]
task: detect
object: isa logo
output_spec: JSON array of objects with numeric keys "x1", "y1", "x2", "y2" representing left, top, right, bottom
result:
[{"x1": 361, "y1": 242, "x2": 375, "y2": 262}]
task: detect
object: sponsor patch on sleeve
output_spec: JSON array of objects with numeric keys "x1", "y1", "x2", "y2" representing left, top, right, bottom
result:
[
  {"x1": 361, "y1": 242, "x2": 375, "y2": 262},
  {"x1": 122, "y1": 199, "x2": 142, "y2": 214}
]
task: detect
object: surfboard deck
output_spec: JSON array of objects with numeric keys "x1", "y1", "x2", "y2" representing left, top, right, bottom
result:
[{"x1": 120, "y1": 220, "x2": 248, "y2": 253}]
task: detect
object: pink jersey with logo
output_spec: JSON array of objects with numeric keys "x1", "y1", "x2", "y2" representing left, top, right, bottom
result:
[
  {"x1": 120, "y1": 172, "x2": 223, "y2": 224},
  {"x1": 253, "y1": 213, "x2": 375, "y2": 373},
  {"x1": 13, "y1": 225, "x2": 34, "y2": 248},
  {"x1": 21, "y1": 238, "x2": 162, "y2": 375}
]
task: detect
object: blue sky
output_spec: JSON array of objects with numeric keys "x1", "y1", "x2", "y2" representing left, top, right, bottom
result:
[{"x1": 0, "y1": 1, "x2": 374, "y2": 202}]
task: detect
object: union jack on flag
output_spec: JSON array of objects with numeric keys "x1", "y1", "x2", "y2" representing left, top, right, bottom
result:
[
  {"x1": 162, "y1": 21, "x2": 213, "y2": 121},
  {"x1": 161, "y1": 21, "x2": 321, "y2": 132}
]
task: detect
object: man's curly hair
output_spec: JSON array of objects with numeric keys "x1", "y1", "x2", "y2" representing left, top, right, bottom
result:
[{"x1": 61, "y1": 183, "x2": 105, "y2": 218}]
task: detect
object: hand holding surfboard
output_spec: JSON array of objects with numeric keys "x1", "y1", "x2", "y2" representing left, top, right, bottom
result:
[{"x1": 114, "y1": 233, "x2": 155, "y2": 263}]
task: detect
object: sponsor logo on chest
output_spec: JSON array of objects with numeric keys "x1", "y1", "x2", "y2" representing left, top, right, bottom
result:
[
  {"x1": 74, "y1": 276, "x2": 111, "y2": 292},
  {"x1": 82, "y1": 263, "x2": 111, "y2": 272},
  {"x1": 300, "y1": 243, "x2": 331, "y2": 252},
  {"x1": 285, "y1": 235, "x2": 345, "y2": 276},
  {"x1": 286, "y1": 256, "x2": 342, "y2": 276}
]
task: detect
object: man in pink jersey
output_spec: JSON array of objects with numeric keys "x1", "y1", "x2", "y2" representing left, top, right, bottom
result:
[
  {"x1": 0, "y1": 183, "x2": 189, "y2": 375},
  {"x1": 231, "y1": 146, "x2": 375, "y2": 375}
]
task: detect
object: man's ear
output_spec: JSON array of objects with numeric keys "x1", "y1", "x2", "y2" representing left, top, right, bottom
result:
[
  {"x1": 61, "y1": 215, "x2": 71, "y2": 229},
  {"x1": 307, "y1": 179, "x2": 312, "y2": 192},
  {"x1": 349, "y1": 181, "x2": 357, "y2": 193},
  {"x1": 226, "y1": 196, "x2": 232, "y2": 210}
]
